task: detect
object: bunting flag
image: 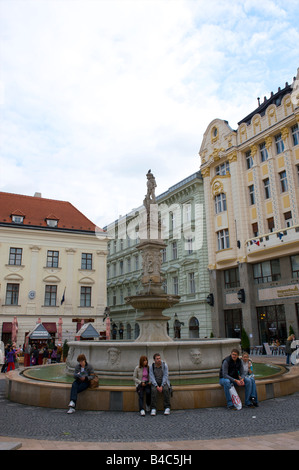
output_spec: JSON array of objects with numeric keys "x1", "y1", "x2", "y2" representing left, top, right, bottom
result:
[
  {"x1": 253, "y1": 239, "x2": 260, "y2": 246},
  {"x1": 61, "y1": 287, "x2": 66, "y2": 305},
  {"x1": 278, "y1": 232, "x2": 284, "y2": 240}
]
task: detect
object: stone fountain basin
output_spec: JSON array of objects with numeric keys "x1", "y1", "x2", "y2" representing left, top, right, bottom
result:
[{"x1": 65, "y1": 338, "x2": 241, "y2": 380}]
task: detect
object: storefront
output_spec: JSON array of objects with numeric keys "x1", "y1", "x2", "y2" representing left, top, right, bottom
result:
[{"x1": 257, "y1": 305, "x2": 287, "y2": 345}]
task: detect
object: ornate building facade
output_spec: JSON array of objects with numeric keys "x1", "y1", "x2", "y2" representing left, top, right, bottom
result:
[
  {"x1": 0, "y1": 191, "x2": 108, "y2": 346},
  {"x1": 105, "y1": 172, "x2": 212, "y2": 340},
  {"x1": 199, "y1": 69, "x2": 299, "y2": 346}
]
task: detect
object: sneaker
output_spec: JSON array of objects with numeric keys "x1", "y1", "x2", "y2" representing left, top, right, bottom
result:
[
  {"x1": 68, "y1": 400, "x2": 75, "y2": 408},
  {"x1": 140, "y1": 409, "x2": 145, "y2": 416},
  {"x1": 67, "y1": 407, "x2": 75, "y2": 414},
  {"x1": 251, "y1": 397, "x2": 259, "y2": 407},
  {"x1": 227, "y1": 405, "x2": 237, "y2": 410},
  {"x1": 164, "y1": 408, "x2": 170, "y2": 415},
  {"x1": 150, "y1": 408, "x2": 156, "y2": 416}
]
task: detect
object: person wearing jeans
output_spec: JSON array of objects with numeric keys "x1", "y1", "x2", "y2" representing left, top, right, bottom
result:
[
  {"x1": 67, "y1": 354, "x2": 94, "y2": 414},
  {"x1": 149, "y1": 353, "x2": 171, "y2": 416},
  {"x1": 219, "y1": 348, "x2": 252, "y2": 409}
]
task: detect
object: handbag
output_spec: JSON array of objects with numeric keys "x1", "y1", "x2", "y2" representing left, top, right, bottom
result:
[
  {"x1": 89, "y1": 374, "x2": 99, "y2": 389},
  {"x1": 229, "y1": 385, "x2": 242, "y2": 410}
]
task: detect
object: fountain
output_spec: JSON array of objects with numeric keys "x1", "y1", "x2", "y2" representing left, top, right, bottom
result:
[
  {"x1": 5, "y1": 170, "x2": 299, "y2": 411},
  {"x1": 64, "y1": 170, "x2": 239, "y2": 381}
]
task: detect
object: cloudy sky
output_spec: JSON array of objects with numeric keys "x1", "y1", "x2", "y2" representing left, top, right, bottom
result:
[{"x1": 0, "y1": 0, "x2": 298, "y2": 228}]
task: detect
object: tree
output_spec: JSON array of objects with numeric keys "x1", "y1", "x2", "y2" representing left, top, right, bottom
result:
[{"x1": 241, "y1": 328, "x2": 250, "y2": 353}]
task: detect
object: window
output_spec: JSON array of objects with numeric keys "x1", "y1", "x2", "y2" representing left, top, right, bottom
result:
[
  {"x1": 291, "y1": 255, "x2": 299, "y2": 278},
  {"x1": 215, "y1": 161, "x2": 230, "y2": 175},
  {"x1": 81, "y1": 253, "x2": 92, "y2": 270},
  {"x1": 172, "y1": 241, "x2": 178, "y2": 260},
  {"x1": 263, "y1": 178, "x2": 271, "y2": 199},
  {"x1": 127, "y1": 257, "x2": 131, "y2": 273},
  {"x1": 188, "y1": 272, "x2": 195, "y2": 294},
  {"x1": 279, "y1": 170, "x2": 288, "y2": 193},
  {"x1": 134, "y1": 255, "x2": 139, "y2": 271},
  {"x1": 215, "y1": 193, "x2": 227, "y2": 214},
  {"x1": 249, "y1": 185, "x2": 255, "y2": 205},
  {"x1": 162, "y1": 248, "x2": 167, "y2": 263},
  {"x1": 252, "y1": 222, "x2": 259, "y2": 237},
  {"x1": 46, "y1": 219, "x2": 58, "y2": 227},
  {"x1": 217, "y1": 229, "x2": 230, "y2": 250},
  {"x1": 11, "y1": 215, "x2": 24, "y2": 224},
  {"x1": 284, "y1": 211, "x2": 293, "y2": 228},
  {"x1": 224, "y1": 268, "x2": 240, "y2": 288},
  {"x1": 44, "y1": 285, "x2": 57, "y2": 306},
  {"x1": 9, "y1": 248, "x2": 22, "y2": 265},
  {"x1": 5, "y1": 283, "x2": 19, "y2": 305},
  {"x1": 260, "y1": 142, "x2": 268, "y2": 162},
  {"x1": 292, "y1": 124, "x2": 299, "y2": 146},
  {"x1": 275, "y1": 133, "x2": 284, "y2": 154},
  {"x1": 119, "y1": 260, "x2": 123, "y2": 275},
  {"x1": 47, "y1": 250, "x2": 59, "y2": 268},
  {"x1": 80, "y1": 286, "x2": 91, "y2": 307},
  {"x1": 173, "y1": 276, "x2": 179, "y2": 295},
  {"x1": 267, "y1": 217, "x2": 275, "y2": 232},
  {"x1": 297, "y1": 165, "x2": 299, "y2": 185},
  {"x1": 253, "y1": 259, "x2": 281, "y2": 284},
  {"x1": 245, "y1": 150, "x2": 253, "y2": 169},
  {"x1": 186, "y1": 237, "x2": 193, "y2": 254}
]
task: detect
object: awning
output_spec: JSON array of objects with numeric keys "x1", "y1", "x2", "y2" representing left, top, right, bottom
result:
[
  {"x1": 2, "y1": 322, "x2": 12, "y2": 333},
  {"x1": 28, "y1": 323, "x2": 51, "y2": 340},
  {"x1": 42, "y1": 322, "x2": 57, "y2": 333},
  {"x1": 75, "y1": 323, "x2": 99, "y2": 339}
]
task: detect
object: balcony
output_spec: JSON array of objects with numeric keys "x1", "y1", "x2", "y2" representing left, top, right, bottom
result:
[{"x1": 246, "y1": 224, "x2": 299, "y2": 259}]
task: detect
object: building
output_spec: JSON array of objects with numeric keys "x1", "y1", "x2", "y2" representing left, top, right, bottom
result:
[
  {"x1": 199, "y1": 68, "x2": 299, "y2": 346},
  {"x1": 105, "y1": 172, "x2": 212, "y2": 340},
  {"x1": 0, "y1": 191, "x2": 108, "y2": 346}
]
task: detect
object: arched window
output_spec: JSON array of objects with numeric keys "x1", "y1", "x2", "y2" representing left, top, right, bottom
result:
[{"x1": 189, "y1": 317, "x2": 199, "y2": 338}]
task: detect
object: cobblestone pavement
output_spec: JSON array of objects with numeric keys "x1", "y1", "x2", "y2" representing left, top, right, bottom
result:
[{"x1": 1, "y1": 379, "x2": 299, "y2": 444}]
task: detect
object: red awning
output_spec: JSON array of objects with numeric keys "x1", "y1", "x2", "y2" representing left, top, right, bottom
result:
[
  {"x1": 2, "y1": 322, "x2": 12, "y2": 333},
  {"x1": 42, "y1": 322, "x2": 57, "y2": 333}
]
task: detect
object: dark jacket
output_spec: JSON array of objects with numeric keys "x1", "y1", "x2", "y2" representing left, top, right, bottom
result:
[
  {"x1": 73, "y1": 362, "x2": 94, "y2": 383},
  {"x1": 219, "y1": 355, "x2": 245, "y2": 383}
]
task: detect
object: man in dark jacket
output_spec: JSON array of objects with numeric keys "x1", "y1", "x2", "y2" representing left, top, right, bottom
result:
[{"x1": 219, "y1": 348, "x2": 251, "y2": 409}]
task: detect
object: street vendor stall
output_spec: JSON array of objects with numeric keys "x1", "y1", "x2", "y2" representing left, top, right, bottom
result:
[
  {"x1": 24, "y1": 323, "x2": 51, "y2": 366},
  {"x1": 75, "y1": 323, "x2": 100, "y2": 341}
]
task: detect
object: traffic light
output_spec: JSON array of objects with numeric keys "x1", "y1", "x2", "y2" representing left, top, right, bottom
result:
[
  {"x1": 206, "y1": 293, "x2": 214, "y2": 306},
  {"x1": 237, "y1": 288, "x2": 245, "y2": 303}
]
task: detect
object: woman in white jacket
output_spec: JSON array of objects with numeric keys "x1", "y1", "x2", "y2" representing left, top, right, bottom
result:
[{"x1": 133, "y1": 355, "x2": 151, "y2": 416}]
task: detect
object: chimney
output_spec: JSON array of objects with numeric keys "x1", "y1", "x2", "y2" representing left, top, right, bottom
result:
[{"x1": 34, "y1": 192, "x2": 42, "y2": 198}]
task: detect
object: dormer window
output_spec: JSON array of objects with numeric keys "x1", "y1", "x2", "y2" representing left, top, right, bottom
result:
[
  {"x1": 11, "y1": 210, "x2": 25, "y2": 224},
  {"x1": 46, "y1": 213, "x2": 59, "y2": 228},
  {"x1": 12, "y1": 215, "x2": 24, "y2": 224}
]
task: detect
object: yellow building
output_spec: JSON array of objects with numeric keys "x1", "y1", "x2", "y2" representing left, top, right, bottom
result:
[
  {"x1": 0, "y1": 191, "x2": 108, "y2": 346},
  {"x1": 199, "y1": 68, "x2": 299, "y2": 347}
]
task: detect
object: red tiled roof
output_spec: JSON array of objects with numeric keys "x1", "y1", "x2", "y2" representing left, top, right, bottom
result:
[{"x1": 0, "y1": 191, "x2": 102, "y2": 232}]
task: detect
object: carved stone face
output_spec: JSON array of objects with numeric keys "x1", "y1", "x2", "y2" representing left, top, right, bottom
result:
[
  {"x1": 190, "y1": 348, "x2": 202, "y2": 365},
  {"x1": 107, "y1": 347, "x2": 121, "y2": 366}
]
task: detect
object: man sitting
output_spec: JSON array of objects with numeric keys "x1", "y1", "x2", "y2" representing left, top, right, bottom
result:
[
  {"x1": 219, "y1": 348, "x2": 252, "y2": 410},
  {"x1": 149, "y1": 353, "x2": 171, "y2": 416}
]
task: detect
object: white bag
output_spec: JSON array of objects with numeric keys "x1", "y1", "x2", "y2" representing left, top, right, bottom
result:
[{"x1": 229, "y1": 385, "x2": 242, "y2": 410}]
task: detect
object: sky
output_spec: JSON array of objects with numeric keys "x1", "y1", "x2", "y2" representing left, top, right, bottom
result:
[{"x1": 0, "y1": 0, "x2": 298, "y2": 229}]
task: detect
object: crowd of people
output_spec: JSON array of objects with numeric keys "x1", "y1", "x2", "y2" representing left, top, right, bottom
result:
[{"x1": 1, "y1": 342, "x2": 63, "y2": 372}]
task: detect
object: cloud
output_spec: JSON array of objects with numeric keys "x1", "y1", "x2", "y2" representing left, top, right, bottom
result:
[{"x1": 0, "y1": 0, "x2": 298, "y2": 227}]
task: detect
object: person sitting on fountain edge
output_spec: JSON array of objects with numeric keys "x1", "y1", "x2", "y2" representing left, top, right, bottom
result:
[
  {"x1": 219, "y1": 348, "x2": 252, "y2": 410},
  {"x1": 149, "y1": 353, "x2": 171, "y2": 416},
  {"x1": 67, "y1": 354, "x2": 95, "y2": 414}
]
